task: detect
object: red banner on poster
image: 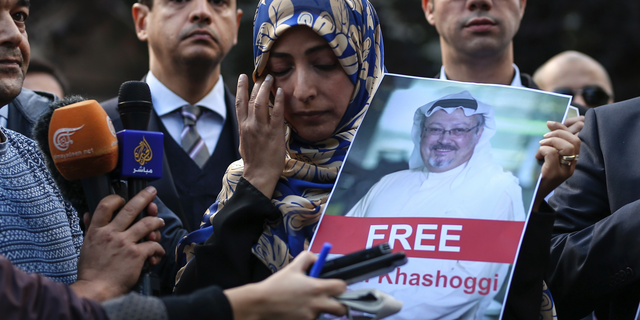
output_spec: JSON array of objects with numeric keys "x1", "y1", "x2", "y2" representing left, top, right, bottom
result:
[{"x1": 310, "y1": 215, "x2": 525, "y2": 264}]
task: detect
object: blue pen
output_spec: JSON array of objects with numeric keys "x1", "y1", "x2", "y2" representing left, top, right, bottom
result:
[{"x1": 309, "y1": 242, "x2": 332, "y2": 278}]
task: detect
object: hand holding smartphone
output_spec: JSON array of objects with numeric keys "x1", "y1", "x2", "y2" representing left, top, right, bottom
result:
[{"x1": 311, "y1": 243, "x2": 408, "y2": 284}]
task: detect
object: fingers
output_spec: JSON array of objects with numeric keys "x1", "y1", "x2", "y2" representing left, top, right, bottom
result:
[
  {"x1": 321, "y1": 298, "x2": 349, "y2": 317},
  {"x1": 546, "y1": 120, "x2": 568, "y2": 131},
  {"x1": 83, "y1": 212, "x2": 92, "y2": 229},
  {"x1": 540, "y1": 129, "x2": 580, "y2": 157},
  {"x1": 290, "y1": 251, "x2": 318, "y2": 272},
  {"x1": 253, "y1": 75, "x2": 274, "y2": 124},
  {"x1": 90, "y1": 195, "x2": 125, "y2": 229},
  {"x1": 562, "y1": 116, "x2": 585, "y2": 135},
  {"x1": 110, "y1": 187, "x2": 157, "y2": 231},
  {"x1": 146, "y1": 201, "x2": 158, "y2": 217},
  {"x1": 272, "y1": 87, "x2": 285, "y2": 131},
  {"x1": 145, "y1": 229, "x2": 162, "y2": 242},
  {"x1": 318, "y1": 278, "x2": 347, "y2": 297},
  {"x1": 137, "y1": 241, "x2": 165, "y2": 265},
  {"x1": 247, "y1": 76, "x2": 264, "y2": 123},
  {"x1": 235, "y1": 74, "x2": 249, "y2": 122},
  {"x1": 127, "y1": 216, "x2": 165, "y2": 243}
]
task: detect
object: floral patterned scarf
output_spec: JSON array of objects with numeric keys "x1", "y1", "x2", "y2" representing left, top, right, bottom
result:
[{"x1": 176, "y1": 0, "x2": 384, "y2": 274}]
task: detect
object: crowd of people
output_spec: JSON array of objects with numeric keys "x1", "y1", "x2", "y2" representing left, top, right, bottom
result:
[{"x1": 0, "y1": 0, "x2": 634, "y2": 319}]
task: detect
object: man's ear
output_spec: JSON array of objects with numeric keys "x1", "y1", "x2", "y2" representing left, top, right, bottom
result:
[
  {"x1": 476, "y1": 125, "x2": 484, "y2": 138},
  {"x1": 423, "y1": 0, "x2": 436, "y2": 26},
  {"x1": 519, "y1": 0, "x2": 527, "y2": 18},
  {"x1": 132, "y1": 3, "x2": 150, "y2": 42}
]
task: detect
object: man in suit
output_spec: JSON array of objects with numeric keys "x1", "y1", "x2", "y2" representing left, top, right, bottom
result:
[
  {"x1": 102, "y1": 0, "x2": 242, "y2": 233},
  {"x1": 547, "y1": 97, "x2": 640, "y2": 319}
]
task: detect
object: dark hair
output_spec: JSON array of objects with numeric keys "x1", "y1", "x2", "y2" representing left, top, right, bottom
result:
[
  {"x1": 27, "y1": 57, "x2": 70, "y2": 96},
  {"x1": 139, "y1": 0, "x2": 153, "y2": 10}
]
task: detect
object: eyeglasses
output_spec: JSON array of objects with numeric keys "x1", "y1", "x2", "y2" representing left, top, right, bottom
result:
[
  {"x1": 553, "y1": 85, "x2": 611, "y2": 108},
  {"x1": 424, "y1": 125, "x2": 480, "y2": 137}
]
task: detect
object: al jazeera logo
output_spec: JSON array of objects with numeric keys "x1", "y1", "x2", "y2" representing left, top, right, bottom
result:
[
  {"x1": 134, "y1": 136, "x2": 152, "y2": 165},
  {"x1": 133, "y1": 136, "x2": 154, "y2": 174}
]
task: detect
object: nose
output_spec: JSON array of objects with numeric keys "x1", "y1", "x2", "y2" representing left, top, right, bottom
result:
[
  {"x1": 466, "y1": 0, "x2": 493, "y2": 11},
  {"x1": 0, "y1": 13, "x2": 25, "y2": 48},
  {"x1": 189, "y1": 0, "x2": 213, "y2": 24},
  {"x1": 292, "y1": 68, "x2": 317, "y2": 103},
  {"x1": 437, "y1": 130, "x2": 453, "y2": 143},
  {"x1": 573, "y1": 94, "x2": 587, "y2": 107}
]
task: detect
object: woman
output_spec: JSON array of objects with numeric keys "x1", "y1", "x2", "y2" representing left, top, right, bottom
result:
[{"x1": 175, "y1": 0, "x2": 384, "y2": 293}]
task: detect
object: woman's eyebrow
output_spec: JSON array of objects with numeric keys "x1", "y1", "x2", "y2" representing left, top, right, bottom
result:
[
  {"x1": 304, "y1": 43, "x2": 332, "y2": 55},
  {"x1": 270, "y1": 43, "x2": 332, "y2": 58}
]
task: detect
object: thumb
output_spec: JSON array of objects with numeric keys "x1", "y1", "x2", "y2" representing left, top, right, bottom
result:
[
  {"x1": 83, "y1": 212, "x2": 92, "y2": 229},
  {"x1": 289, "y1": 251, "x2": 318, "y2": 272}
]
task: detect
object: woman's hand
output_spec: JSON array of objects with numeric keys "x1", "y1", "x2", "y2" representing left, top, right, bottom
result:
[
  {"x1": 226, "y1": 251, "x2": 348, "y2": 320},
  {"x1": 532, "y1": 121, "x2": 581, "y2": 211},
  {"x1": 236, "y1": 74, "x2": 286, "y2": 198}
]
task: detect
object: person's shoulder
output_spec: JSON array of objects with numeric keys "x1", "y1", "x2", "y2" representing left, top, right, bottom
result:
[
  {"x1": 580, "y1": 96, "x2": 640, "y2": 135},
  {"x1": 520, "y1": 73, "x2": 539, "y2": 90},
  {"x1": 589, "y1": 96, "x2": 640, "y2": 118},
  {"x1": 2, "y1": 127, "x2": 43, "y2": 155},
  {"x1": 9, "y1": 88, "x2": 56, "y2": 124},
  {"x1": 100, "y1": 96, "x2": 119, "y2": 116}
]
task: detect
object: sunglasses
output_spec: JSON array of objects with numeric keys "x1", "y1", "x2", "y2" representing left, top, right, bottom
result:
[{"x1": 553, "y1": 85, "x2": 611, "y2": 107}]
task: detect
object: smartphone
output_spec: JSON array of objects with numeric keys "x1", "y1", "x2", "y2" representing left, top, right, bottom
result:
[{"x1": 316, "y1": 243, "x2": 408, "y2": 284}]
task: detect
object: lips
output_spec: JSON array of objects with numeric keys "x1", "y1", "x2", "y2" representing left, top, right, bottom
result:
[
  {"x1": 187, "y1": 29, "x2": 214, "y2": 40},
  {"x1": 0, "y1": 57, "x2": 22, "y2": 70},
  {"x1": 464, "y1": 17, "x2": 497, "y2": 32},
  {"x1": 294, "y1": 110, "x2": 328, "y2": 122},
  {"x1": 431, "y1": 143, "x2": 458, "y2": 152}
]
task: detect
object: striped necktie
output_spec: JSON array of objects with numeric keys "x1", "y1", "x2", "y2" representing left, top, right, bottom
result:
[{"x1": 181, "y1": 105, "x2": 210, "y2": 168}]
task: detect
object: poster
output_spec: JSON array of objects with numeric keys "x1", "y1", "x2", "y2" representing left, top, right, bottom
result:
[{"x1": 310, "y1": 74, "x2": 574, "y2": 320}]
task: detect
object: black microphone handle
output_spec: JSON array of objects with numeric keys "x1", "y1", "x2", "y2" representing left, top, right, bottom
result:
[
  {"x1": 80, "y1": 175, "x2": 113, "y2": 216},
  {"x1": 117, "y1": 81, "x2": 159, "y2": 296}
]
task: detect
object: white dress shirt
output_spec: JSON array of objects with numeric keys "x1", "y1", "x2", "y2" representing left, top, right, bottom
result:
[
  {"x1": 146, "y1": 71, "x2": 226, "y2": 155},
  {"x1": 439, "y1": 64, "x2": 524, "y2": 88}
]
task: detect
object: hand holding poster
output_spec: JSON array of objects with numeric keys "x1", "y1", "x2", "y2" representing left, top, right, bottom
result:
[{"x1": 311, "y1": 74, "x2": 574, "y2": 319}]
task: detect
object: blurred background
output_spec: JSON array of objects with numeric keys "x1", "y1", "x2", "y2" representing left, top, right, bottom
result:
[{"x1": 26, "y1": 0, "x2": 640, "y2": 102}]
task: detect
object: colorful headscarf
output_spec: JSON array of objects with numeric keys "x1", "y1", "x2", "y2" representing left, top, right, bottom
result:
[{"x1": 176, "y1": 0, "x2": 384, "y2": 274}]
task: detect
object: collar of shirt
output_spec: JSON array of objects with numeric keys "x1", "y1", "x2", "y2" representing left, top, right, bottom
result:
[
  {"x1": 439, "y1": 64, "x2": 524, "y2": 88},
  {"x1": 145, "y1": 71, "x2": 227, "y2": 121}
]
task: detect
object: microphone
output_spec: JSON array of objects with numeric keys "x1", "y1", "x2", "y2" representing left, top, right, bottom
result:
[
  {"x1": 116, "y1": 81, "x2": 163, "y2": 218},
  {"x1": 116, "y1": 80, "x2": 163, "y2": 296},
  {"x1": 33, "y1": 96, "x2": 118, "y2": 216}
]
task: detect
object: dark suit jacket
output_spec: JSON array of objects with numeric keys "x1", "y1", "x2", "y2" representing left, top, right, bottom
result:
[
  {"x1": 548, "y1": 97, "x2": 640, "y2": 320},
  {"x1": 5, "y1": 88, "x2": 56, "y2": 138},
  {"x1": 101, "y1": 82, "x2": 240, "y2": 232}
]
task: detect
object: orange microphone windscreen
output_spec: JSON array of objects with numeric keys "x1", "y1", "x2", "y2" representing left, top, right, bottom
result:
[{"x1": 49, "y1": 100, "x2": 119, "y2": 180}]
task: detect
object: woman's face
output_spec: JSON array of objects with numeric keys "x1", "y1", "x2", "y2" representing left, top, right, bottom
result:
[{"x1": 267, "y1": 26, "x2": 355, "y2": 142}]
